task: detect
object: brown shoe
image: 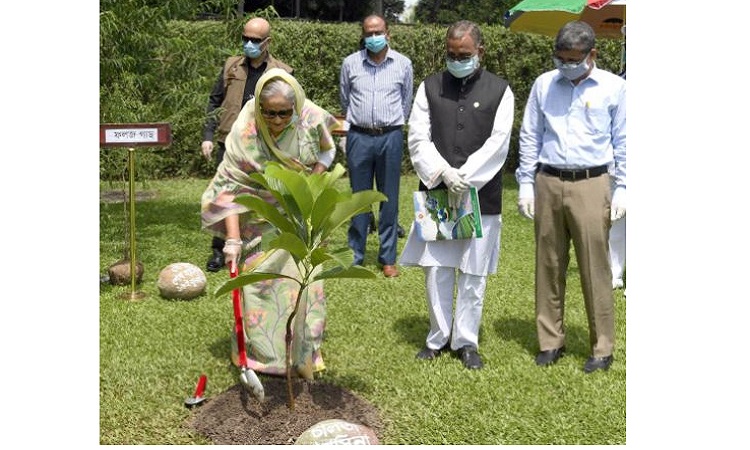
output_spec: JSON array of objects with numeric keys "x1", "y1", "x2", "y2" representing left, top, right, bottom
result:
[{"x1": 382, "y1": 265, "x2": 399, "y2": 278}]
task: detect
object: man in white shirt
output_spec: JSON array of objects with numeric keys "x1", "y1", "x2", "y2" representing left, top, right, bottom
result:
[
  {"x1": 516, "y1": 21, "x2": 626, "y2": 374},
  {"x1": 400, "y1": 20, "x2": 514, "y2": 370}
]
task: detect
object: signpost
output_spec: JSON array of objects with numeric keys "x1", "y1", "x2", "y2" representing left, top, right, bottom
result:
[{"x1": 100, "y1": 123, "x2": 171, "y2": 301}]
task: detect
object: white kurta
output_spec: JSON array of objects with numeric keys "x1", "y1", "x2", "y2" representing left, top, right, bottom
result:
[{"x1": 399, "y1": 81, "x2": 515, "y2": 277}]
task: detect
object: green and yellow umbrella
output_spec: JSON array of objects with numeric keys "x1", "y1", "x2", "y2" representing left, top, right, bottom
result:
[{"x1": 504, "y1": 0, "x2": 626, "y2": 39}]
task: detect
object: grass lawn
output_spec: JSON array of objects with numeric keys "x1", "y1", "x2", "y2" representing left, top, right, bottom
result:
[{"x1": 99, "y1": 172, "x2": 626, "y2": 444}]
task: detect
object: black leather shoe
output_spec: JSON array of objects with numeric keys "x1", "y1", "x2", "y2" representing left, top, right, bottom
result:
[
  {"x1": 535, "y1": 346, "x2": 566, "y2": 366},
  {"x1": 457, "y1": 346, "x2": 483, "y2": 370},
  {"x1": 397, "y1": 224, "x2": 405, "y2": 238},
  {"x1": 416, "y1": 342, "x2": 450, "y2": 360},
  {"x1": 206, "y1": 248, "x2": 225, "y2": 272},
  {"x1": 583, "y1": 355, "x2": 613, "y2": 373},
  {"x1": 416, "y1": 347, "x2": 440, "y2": 360}
]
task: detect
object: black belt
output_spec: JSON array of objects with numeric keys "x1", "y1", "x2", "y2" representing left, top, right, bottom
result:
[
  {"x1": 539, "y1": 164, "x2": 608, "y2": 181},
  {"x1": 349, "y1": 124, "x2": 402, "y2": 136}
]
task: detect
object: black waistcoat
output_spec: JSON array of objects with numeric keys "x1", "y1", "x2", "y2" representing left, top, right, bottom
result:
[{"x1": 420, "y1": 69, "x2": 508, "y2": 214}]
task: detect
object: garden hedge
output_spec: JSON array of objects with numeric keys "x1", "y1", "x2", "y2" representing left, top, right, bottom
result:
[{"x1": 100, "y1": 15, "x2": 622, "y2": 180}]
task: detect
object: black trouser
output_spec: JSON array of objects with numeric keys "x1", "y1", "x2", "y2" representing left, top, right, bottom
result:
[{"x1": 211, "y1": 142, "x2": 227, "y2": 252}]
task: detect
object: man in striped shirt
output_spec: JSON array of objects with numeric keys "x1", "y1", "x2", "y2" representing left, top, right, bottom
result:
[{"x1": 339, "y1": 14, "x2": 414, "y2": 278}]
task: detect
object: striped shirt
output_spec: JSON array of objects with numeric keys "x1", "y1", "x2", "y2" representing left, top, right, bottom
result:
[{"x1": 339, "y1": 48, "x2": 413, "y2": 128}]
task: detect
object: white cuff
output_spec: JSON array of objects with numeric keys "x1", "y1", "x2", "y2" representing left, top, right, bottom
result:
[
  {"x1": 612, "y1": 187, "x2": 625, "y2": 205},
  {"x1": 317, "y1": 148, "x2": 335, "y2": 168},
  {"x1": 519, "y1": 183, "x2": 534, "y2": 200}
]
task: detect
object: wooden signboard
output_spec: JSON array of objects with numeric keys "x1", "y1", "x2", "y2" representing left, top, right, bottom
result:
[{"x1": 100, "y1": 123, "x2": 172, "y2": 147}]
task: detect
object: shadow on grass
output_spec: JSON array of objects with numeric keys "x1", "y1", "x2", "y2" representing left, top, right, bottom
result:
[
  {"x1": 391, "y1": 313, "x2": 432, "y2": 351},
  {"x1": 318, "y1": 370, "x2": 373, "y2": 396},
  {"x1": 492, "y1": 317, "x2": 592, "y2": 358},
  {"x1": 207, "y1": 335, "x2": 234, "y2": 362},
  {"x1": 100, "y1": 194, "x2": 204, "y2": 241}
]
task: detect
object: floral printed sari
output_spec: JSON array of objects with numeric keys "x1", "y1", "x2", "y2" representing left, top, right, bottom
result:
[{"x1": 201, "y1": 69, "x2": 341, "y2": 378}]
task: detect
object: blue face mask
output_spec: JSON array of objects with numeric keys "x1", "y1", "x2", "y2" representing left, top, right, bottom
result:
[
  {"x1": 243, "y1": 40, "x2": 263, "y2": 59},
  {"x1": 446, "y1": 55, "x2": 479, "y2": 79},
  {"x1": 364, "y1": 34, "x2": 387, "y2": 53}
]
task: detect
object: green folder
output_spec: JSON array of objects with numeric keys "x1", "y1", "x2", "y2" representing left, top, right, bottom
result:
[{"x1": 412, "y1": 187, "x2": 482, "y2": 241}]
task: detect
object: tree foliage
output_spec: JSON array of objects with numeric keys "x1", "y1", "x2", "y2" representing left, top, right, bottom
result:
[
  {"x1": 413, "y1": 0, "x2": 519, "y2": 25},
  {"x1": 223, "y1": 1, "x2": 405, "y2": 23}
]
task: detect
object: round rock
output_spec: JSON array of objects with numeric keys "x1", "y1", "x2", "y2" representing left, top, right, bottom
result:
[
  {"x1": 108, "y1": 259, "x2": 144, "y2": 285},
  {"x1": 157, "y1": 262, "x2": 206, "y2": 300},
  {"x1": 295, "y1": 419, "x2": 379, "y2": 445}
]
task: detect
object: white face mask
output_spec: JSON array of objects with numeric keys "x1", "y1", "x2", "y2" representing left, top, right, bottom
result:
[{"x1": 553, "y1": 54, "x2": 591, "y2": 81}]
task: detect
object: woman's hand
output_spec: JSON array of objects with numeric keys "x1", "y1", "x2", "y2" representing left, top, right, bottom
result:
[
  {"x1": 311, "y1": 162, "x2": 327, "y2": 174},
  {"x1": 223, "y1": 238, "x2": 242, "y2": 271}
]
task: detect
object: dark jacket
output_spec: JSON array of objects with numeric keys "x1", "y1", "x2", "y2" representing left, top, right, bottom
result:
[
  {"x1": 421, "y1": 68, "x2": 508, "y2": 214},
  {"x1": 203, "y1": 54, "x2": 294, "y2": 143}
]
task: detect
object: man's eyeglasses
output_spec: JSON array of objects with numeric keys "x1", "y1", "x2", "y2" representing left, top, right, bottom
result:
[
  {"x1": 552, "y1": 51, "x2": 591, "y2": 66},
  {"x1": 446, "y1": 53, "x2": 476, "y2": 63},
  {"x1": 260, "y1": 108, "x2": 293, "y2": 119},
  {"x1": 242, "y1": 36, "x2": 268, "y2": 45}
]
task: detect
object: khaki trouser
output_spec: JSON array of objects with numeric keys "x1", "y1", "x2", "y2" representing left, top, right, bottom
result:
[{"x1": 534, "y1": 171, "x2": 615, "y2": 357}]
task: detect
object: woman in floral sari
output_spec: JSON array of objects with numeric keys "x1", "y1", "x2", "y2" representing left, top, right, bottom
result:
[{"x1": 201, "y1": 68, "x2": 341, "y2": 378}]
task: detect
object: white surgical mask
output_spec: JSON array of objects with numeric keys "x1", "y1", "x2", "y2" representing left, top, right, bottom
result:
[
  {"x1": 553, "y1": 53, "x2": 591, "y2": 81},
  {"x1": 446, "y1": 55, "x2": 479, "y2": 79}
]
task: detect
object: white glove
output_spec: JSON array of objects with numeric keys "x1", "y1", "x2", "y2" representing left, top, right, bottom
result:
[
  {"x1": 223, "y1": 238, "x2": 242, "y2": 272},
  {"x1": 518, "y1": 198, "x2": 535, "y2": 220},
  {"x1": 201, "y1": 140, "x2": 214, "y2": 160},
  {"x1": 611, "y1": 188, "x2": 626, "y2": 221},
  {"x1": 448, "y1": 191, "x2": 463, "y2": 211},
  {"x1": 442, "y1": 167, "x2": 470, "y2": 195}
]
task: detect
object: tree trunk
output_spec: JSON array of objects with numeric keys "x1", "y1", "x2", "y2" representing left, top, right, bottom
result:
[{"x1": 284, "y1": 289, "x2": 306, "y2": 411}]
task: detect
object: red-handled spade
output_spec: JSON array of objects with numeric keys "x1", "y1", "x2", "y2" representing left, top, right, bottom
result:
[
  {"x1": 230, "y1": 260, "x2": 265, "y2": 402},
  {"x1": 184, "y1": 374, "x2": 207, "y2": 408}
]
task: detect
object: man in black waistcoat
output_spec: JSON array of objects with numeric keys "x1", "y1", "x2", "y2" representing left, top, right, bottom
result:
[{"x1": 399, "y1": 20, "x2": 515, "y2": 370}]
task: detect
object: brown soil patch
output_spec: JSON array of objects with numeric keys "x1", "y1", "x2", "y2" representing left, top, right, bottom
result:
[{"x1": 186, "y1": 376, "x2": 383, "y2": 445}]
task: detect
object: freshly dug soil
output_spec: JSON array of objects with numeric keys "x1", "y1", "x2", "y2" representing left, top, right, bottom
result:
[{"x1": 186, "y1": 376, "x2": 383, "y2": 445}]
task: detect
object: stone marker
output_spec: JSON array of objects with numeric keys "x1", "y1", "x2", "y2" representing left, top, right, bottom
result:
[
  {"x1": 295, "y1": 419, "x2": 379, "y2": 445},
  {"x1": 108, "y1": 258, "x2": 144, "y2": 285},
  {"x1": 157, "y1": 262, "x2": 206, "y2": 300}
]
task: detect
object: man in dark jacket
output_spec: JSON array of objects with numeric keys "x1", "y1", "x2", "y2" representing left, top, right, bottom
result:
[{"x1": 400, "y1": 20, "x2": 515, "y2": 370}]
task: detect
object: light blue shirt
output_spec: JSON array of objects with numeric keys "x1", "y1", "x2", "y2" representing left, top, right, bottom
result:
[
  {"x1": 515, "y1": 66, "x2": 626, "y2": 192},
  {"x1": 339, "y1": 48, "x2": 413, "y2": 128}
]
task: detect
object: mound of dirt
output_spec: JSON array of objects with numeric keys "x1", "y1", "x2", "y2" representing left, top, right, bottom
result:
[{"x1": 186, "y1": 376, "x2": 383, "y2": 445}]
